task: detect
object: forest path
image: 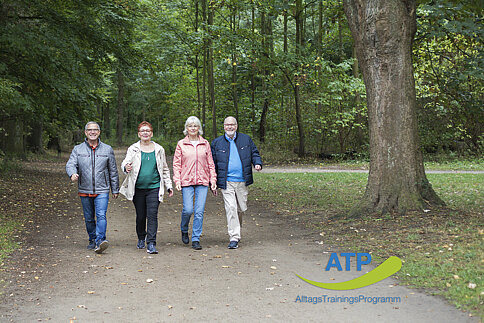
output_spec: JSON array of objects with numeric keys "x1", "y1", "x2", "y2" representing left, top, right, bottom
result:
[{"x1": 0, "y1": 152, "x2": 476, "y2": 322}]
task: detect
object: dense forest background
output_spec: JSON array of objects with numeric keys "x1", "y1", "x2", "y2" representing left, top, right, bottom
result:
[{"x1": 0, "y1": 0, "x2": 482, "y2": 159}]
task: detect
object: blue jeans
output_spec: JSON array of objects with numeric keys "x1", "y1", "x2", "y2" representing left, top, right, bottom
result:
[
  {"x1": 181, "y1": 185, "x2": 208, "y2": 242},
  {"x1": 133, "y1": 187, "x2": 160, "y2": 244},
  {"x1": 80, "y1": 193, "x2": 109, "y2": 245}
]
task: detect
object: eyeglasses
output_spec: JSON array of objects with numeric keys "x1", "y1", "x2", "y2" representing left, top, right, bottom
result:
[
  {"x1": 139, "y1": 129, "x2": 152, "y2": 133},
  {"x1": 224, "y1": 124, "x2": 237, "y2": 127},
  {"x1": 86, "y1": 129, "x2": 100, "y2": 132}
]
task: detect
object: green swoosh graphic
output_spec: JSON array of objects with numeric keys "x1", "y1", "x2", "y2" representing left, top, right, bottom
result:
[{"x1": 296, "y1": 256, "x2": 402, "y2": 290}]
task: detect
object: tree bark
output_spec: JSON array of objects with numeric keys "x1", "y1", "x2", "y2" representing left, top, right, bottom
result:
[
  {"x1": 116, "y1": 68, "x2": 125, "y2": 146},
  {"x1": 343, "y1": 0, "x2": 444, "y2": 214},
  {"x1": 230, "y1": 7, "x2": 239, "y2": 122},
  {"x1": 294, "y1": 0, "x2": 305, "y2": 157},
  {"x1": 207, "y1": 2, "x2": 216, "y2": 139},
  {"x1": 27, "y1": 118, "x2": 43, "y2": 153},
  {"x1": 201, "y1": 0, "x2": 207, "y2": 130},
  {"x1": 0, "y1": 117, "x2": 25, "y2": 157},
  {"x1": 258, "y1": 10, "x2": 270, "y2": 143},
  {"x1": 103, "y1": 101, "x2": 111, "y2": 139}
]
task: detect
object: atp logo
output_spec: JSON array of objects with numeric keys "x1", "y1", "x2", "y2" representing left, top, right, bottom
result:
[{"x1": 296, "y1": 253, "x2": 402, "y2": 290}]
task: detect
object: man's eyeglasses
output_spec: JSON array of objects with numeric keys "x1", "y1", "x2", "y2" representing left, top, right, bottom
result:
[
  {"x1": 224, "y1": 124, "x2": 237, "y2": 127},
  {"x1": 86, "y1": 129, "x2": 100, "y2": 132}
]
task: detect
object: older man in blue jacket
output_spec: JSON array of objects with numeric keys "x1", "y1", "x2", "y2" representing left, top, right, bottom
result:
[
  {"x1": 66, "y1": 121, "x2": 119, "y2": 254},
  {"x1": 211, "y1": 116, "x2": 262, "y2": 249}
]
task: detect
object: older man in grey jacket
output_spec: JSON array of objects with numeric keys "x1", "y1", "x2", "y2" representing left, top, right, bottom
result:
[{"x1": 66, "y1": 121, "x2": 119, "y2": 254}]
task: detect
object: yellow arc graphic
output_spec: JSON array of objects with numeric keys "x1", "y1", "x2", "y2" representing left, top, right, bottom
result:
[{"x1": 296, "y1": 256, "x2": 402, "y2": 290}]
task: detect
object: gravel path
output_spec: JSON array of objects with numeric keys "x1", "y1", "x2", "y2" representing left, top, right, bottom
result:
[{"x1": 0, "y1": 155, "x2": 477, "y2": 322}]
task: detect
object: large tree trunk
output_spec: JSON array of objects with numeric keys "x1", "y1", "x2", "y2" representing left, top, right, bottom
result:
[
  {"x1": 0, "y1": 117, "x2": 24, "y2": 157},
  {"x1": 27, "y1": 118, "x2": 43, "y2": 153},
  {"x1": 343, "y1": 0, "x2": 444, "y2": 214}
]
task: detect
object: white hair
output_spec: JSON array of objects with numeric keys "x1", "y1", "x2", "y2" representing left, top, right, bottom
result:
[
  {"x1": 183, "y1": 116, "x2": 203, "y2": 136},
  {"x1": 84, "y1": 121, "x2": 100, "y2": 131}
]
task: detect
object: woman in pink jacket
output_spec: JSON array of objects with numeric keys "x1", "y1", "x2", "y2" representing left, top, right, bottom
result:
[{"x1": 173, "y1": 116, "x2": 217, "y2": 250}]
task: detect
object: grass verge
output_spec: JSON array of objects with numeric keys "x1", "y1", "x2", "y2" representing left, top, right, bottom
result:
[
  {"x1": 0, "y1": 217, "x2": 20, "y2": 266},
  {"x1": 252, "y1": 172, "x2": 483, "y2": 318}
]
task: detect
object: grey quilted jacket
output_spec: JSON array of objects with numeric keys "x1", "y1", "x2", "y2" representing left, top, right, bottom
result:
[{"x1": 66, "y1": 139, "x2": 120, "y2": 194}]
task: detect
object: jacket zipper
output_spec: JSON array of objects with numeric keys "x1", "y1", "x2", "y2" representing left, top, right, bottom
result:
[
  {"x1": 195, "y1": 143, "x2": 199, "y2": 184},
  {"x1": 91, "y1": 145, "x2": 96, "y2": 193}
]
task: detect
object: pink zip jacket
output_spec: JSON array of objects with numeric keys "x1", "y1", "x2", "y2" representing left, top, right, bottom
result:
[{"x1": 173, "y1": 135, "x2": 217, "y2": 188}]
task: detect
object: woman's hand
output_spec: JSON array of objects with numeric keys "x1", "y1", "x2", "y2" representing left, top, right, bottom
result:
[
  {"x1": 211, "y1": 183, "x2": 218, "y2": 196},
  {"x1": 167, "y1": 188, "x2": 174, "y2": 197},
  {"x1": 125, "y1": 163, "x2": 133, "y2": 173}
]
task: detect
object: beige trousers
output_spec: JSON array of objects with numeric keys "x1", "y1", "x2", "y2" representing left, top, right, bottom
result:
[{"x1": 221, "y1": 181, "x2": 248, "y2": 242}]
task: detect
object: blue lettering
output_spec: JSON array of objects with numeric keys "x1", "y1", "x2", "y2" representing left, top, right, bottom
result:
[
  {"x1": 340, "y1": 252, "x2": 356, "y2": 270},
  {"x1": 357, "y1": 253, "x2": 372, "y2": 271},
  {"x1": 325, "y1": 253, "x2": 343, "y2": 271}
]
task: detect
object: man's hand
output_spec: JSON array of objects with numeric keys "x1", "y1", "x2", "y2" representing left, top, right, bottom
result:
[
  {"x1": 70, "y1": 174, "x2": 79, "y2": 182},
  {"x1": 168, "y1": 188, "x2": 174, "y2": 197},
  {"x1": 255, "y1": 164, "x2": 262, "y2": 171},
  {"x1": 175, "y1": 183, "x2": 182, "y2": 191},
  {"x1": 112, "y1": 193, "x2": 119, "y2": 199}
]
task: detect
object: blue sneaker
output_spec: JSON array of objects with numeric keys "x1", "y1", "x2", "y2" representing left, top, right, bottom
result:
[
  {"x1": 147, "y1": 243, "x2": 158, "y2": 254},
  {"x1": 95, "y1": 240, "x2": 109, "y2": 254},
  {"x1": 87, "y1": 240, "x2": 96, "y2": 250},
  {"x1": 228, "y1": 241, "x2": 238, "y2": 249},
  {"x1": 137, "y1": 239, "x2": 145, "y2": 249}
]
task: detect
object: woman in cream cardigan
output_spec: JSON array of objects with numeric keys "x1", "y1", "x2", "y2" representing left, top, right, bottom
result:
[{"x1": 120, "y1": 121, "x2": 173, "y2": 254}]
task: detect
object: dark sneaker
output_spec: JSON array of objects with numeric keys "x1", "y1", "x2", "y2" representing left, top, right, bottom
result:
[
  {"x1": 228, "y1": 241, "x2": 238, "y2": 249},
  {"x1": 137, "y1": 239, "x2": 145, "y2": 249},
  {"x1": 95, "y1": 240, "x2": 109, "y2": 254},
  {"x1": 147, "y1": 243, "x2": 158, "y2": 254},
  {"x1": 181, "y1": 232, "x2": 189, "y2": 244},
  {"x1": 192, "y1": 241, "x2": 202, "y2": 250},
  {"x1": 87, "y1": 240, "x2": 96, "y2": 250}
]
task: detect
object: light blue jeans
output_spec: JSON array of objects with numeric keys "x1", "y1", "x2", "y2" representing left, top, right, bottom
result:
[
  {"x1": 181, "y1": 185, "x2": 208, "y2": 242},
  {"x1": 80, "y1": 193, "x2": 109, "y2": 245}
]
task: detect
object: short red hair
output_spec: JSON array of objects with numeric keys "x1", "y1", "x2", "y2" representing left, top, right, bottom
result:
[{"x1": 138, "y1": 121, "x2": 153, "y2": 132}]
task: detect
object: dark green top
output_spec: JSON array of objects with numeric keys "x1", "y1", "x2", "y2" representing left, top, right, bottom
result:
[{"x1": 135, "y1": 151, "x2": 160, "y2": 189}]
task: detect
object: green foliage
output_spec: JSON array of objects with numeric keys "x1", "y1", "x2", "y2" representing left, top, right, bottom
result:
[
  {"x1": 0, "y1": 0, "x2": 480, "y2": 159},
  {"x1": 414, "y1": 0, "x2": 483, "y2": 156}
]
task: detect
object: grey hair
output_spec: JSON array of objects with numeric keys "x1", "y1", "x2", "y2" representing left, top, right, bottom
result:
[
  {"x1": 85, "y1": 121, "x2": 100, "y2": 131},
  {"x1": 183, "y1": 116, "x2": 203, "y2": 136},
  {"x1": 224, "y1": 116, "x2": 237, "y2": 125}
]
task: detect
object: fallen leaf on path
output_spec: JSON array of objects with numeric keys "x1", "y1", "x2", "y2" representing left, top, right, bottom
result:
[
  {"x1": 87, "y1": 291, "x2": 95, "y2": 294},
  {"x1": 146, "y1": 279, "x2": 154, "y2": 283},
  {"x1": 270, "y1": 266, "x2": 277, "y2": 270}
]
